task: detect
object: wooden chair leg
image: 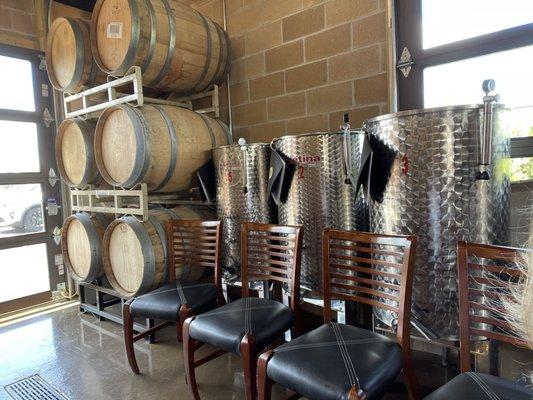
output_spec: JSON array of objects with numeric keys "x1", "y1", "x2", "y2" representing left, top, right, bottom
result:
[
  {"x1": 123, "y1": 301, "x2": 140, "y2": 374},
  {"x1": 178, "y1": 305, "x2": 191, "y2": 342},
  {"x1": 183, "y1": 317, "x2": 200, "y2": 400},
  {"x1": 241, "y1": 333, "x2": 257, "y2": 400},
  {"x1": 403, "y1": 352, "x2": 420, "y2": 400},
  {"x1": 257, "y1": 350, "x2": 275, "y2": 400}
]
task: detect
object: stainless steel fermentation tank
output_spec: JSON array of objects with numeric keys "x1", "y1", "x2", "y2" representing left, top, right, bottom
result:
[
  {"x1": 272, "y1": 131, "x2": 369, "y2": 293},
  {"x1": 212, "y1": 143, "x2": 274, "y2": 276},
  {"x1": 365, "y1": 97, "x2": 510, "y2": 339}
]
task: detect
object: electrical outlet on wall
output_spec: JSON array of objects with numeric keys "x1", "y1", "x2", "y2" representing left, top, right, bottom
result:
[{"x1": 56, "y1": 282, "x2": 66, "y2": 292}]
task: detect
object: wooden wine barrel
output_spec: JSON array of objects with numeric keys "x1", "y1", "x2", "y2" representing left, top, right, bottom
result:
[
  {"x1": 61, "y1": 212, "x2": 110, "y2": 283},
  {"x1": 94, "y1": 104, "x2": 229, "y2": 192},
  {"x1": 56, "y1": 118, "x2": 102, "y2": 187},
  {"x1": 90, "y1": 0, "x2": 230, "y2": 94},
  {"x1": 102, "y1": 206, "x2": 215, "y2": 298},
  {"x1": 46, "y1": 17, "x2": 106, "y2": 93}
]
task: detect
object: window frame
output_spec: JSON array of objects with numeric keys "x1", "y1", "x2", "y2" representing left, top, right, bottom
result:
[{"x1": 394, "y1": 1, "x2": 533, "y2": 169}]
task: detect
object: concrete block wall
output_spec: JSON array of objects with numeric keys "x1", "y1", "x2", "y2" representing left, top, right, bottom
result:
[
  {"x1": 190, "y1": 0, "x2": 391, "y2": 143},
  {"x1": 0, "y1": 0, "x2": 41, "y2": 50}
]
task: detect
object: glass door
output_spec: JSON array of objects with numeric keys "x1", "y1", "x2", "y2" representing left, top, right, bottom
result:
[{"x1": 0, "y1": 44, "x2": 64, "y2": 315}]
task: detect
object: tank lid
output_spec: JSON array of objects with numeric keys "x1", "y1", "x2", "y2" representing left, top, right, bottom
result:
[{"x1": 364, "y1": 103, "x2": 488, "y2": 125}]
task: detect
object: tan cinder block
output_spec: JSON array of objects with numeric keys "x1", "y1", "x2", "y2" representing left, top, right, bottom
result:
[
  {"x1": 325, "y1": 0, "x2": 378, "y2": 27},
  {"x1": 233, "y1": 126, "x2": 251, "y2": 143},
  {"x1": 0, "y1": 8, "x2": 13, "y2": 30},
  {"x1": 286, "y1": 114, "x2": 329, "y2": 134},
  {"x1": 265, "y1": 40, "x2": 304, "y2": 72},
  {"x1": 245, "y1": 21, "x2": 282, "y2": 55},
  {"x1": 230, "y1": 82, "x2": 249, "y2": 105},
  {"x1": 328, "y1": 105, "x2": 381, "y2": 130},
  {"x1": 250, "y1": 71, "x2": 285, "y2": 100},
  {"x1": 231, "y1": 35, "x2": 245, "y2": 60},
  {"x1": 329, "y1": 45, "x2": 380, "y2": 82},
  {"x1": 227, "y1": 4, "x2": 262, "y2": 36},
  {"x1": 250, "y1": 121, "x2": 287, "y2": 143},
  {"x1": 285, "y1": 60, "x2": 327, "y2": 93},
  {"x1": 354, "y1": 73, "x2": 388, "y2": 105},
  {"x1": 268, "y1": 92, "x2": 306, "y2": 121},
  {"x1": 194, "y1": 0, "x2": 223, "y2": 26},
  {"x1": 353, "y1": 12, "x2": 386, "y2": 48},
  {"x1": 231, "y1": 52, "x2": 265, "y2": 83},
  {"x1": 262, "y1": 0, "x2": 303, "y2": 23},
  {"x1": 306, "y1": 81, "x2": 352, "y2": 114},
  {"x1": 233, "y1": 100, "x2": 267, "y2": 126},
  {"x1": 304, "y1": 24, "x2": 351, "y2": 61},
  {"x1": 282, "y1": 5, "x2": 324, "y2": 42},
  {"x1": 303, "y1": 0, "x2": 328, "y2": 7},
  {"x1": 11, "y1": 9, "x2": 34, "y2": 35},
  {"x1": 226, "y1": 0, "x2": 244, "y2": 16},
  {"x1": 2, "y1": 0, "x2": 33, "y2": 12}
]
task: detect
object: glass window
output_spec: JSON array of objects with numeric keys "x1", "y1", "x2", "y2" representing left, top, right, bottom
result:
[
  {"x1": 423, "y1": 45, "x2": 533, "y2": 108},
  {"x1": 422, "y1": 0, "x2": 533, "y2": 49},
  {"x1": 0, "y1": 55, "x2": 35, "y2": 112},
  {"x1": 0, "y1": 184, "x2": 44, "y2": 238},
  {"x1": 0, "y1": 121, "x2": 40, "y2": 173},
  {"x1": 0, "y1": 243, "x2": 50, "y2": 302}
]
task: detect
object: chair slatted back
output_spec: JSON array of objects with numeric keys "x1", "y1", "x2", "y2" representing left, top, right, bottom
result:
[
  {"x1": 457, "y1": 240, "x2": 531, "y2": 372},
  {"x1": 241, "y1": 222, "x2": 303, "y2": 314},
  {"x1": 167, "y1": 220, "x2": 223, "y2": 293},
  {"x1": 322, "y1": 229, "x2": 417, "y2": 346}
]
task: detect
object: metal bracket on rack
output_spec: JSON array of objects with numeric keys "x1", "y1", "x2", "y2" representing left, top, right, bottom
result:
[
  {"x1": 62, "y1": 66, "x2": 192, "y2": 119},
  {"x1": 169, "y1": 84, "x2": 220, "y2": 117}
]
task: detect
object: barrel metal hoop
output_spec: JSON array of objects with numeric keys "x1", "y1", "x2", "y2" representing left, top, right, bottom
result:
[
  {"x1": 123, "y1": 106, "x2": 151, "y2": 188},
  {"x1": 198, "y1": 113, "x2": 217, "y2": 148},
  {"x1": 148, "y1": 214, "x2": 169, "y2": 281},
  {"x1": 66, "y1": 18, "x2": 85, "y2": 93},
  {"x1": 113, "y1": 0, "x2": 141, "y2": 77},
  {"x1": 151, "y1": 105, "x2": 178, "y2": 192},
  {"x1": 123, "y1": 216, "x2": 156, "y2": 293},
  {"x1": 140, "y1": 0, "x2": 157, "y2": 73},
  {"x1": 148, "y1": 0, "x2": 176, "y2": 87},
  {"x1": 192, "y1": 12, "x2": 213, "y2": 93},
  {"x1": 210, "y1": 24, "x2": 225, "y2": 87},
  {"x1": 218, "y1": 28, "x2": 232, "y2": 85},
  {"x1": 63, "y1": 213, "x2": 100, "y2": 282},
  {"x1": 79, "y1": 120, "x2": 95, "y2": 186}
]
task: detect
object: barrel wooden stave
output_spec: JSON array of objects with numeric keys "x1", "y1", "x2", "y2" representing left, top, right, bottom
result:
[
  {"x1": 102, "y1": 206, "x2": 215, "y2": 298},
  {"x1": 56, "y1": 118, "x2": 102, "y2": 187},
  {"x1": 46, "y1": 17, "x2": 106, "y2": 93},
  {"x1": 61, "y1": 212, "x2": 109, "y2": 283},
  {"x1": 91, "y1": 0, "x2": 230, "y2": 94},
  {"x1": 94, "y1": 104, "x2": 229, "y2": 192}
]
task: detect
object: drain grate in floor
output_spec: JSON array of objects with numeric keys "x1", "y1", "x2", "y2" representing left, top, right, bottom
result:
[{"x1": 4, "y1": 374, "x2": 68, "y2": 400}]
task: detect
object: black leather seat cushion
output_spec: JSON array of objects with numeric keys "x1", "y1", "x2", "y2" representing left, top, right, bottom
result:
[
  {"x1": 130, "y1": 280, "x2": 218, "y2": 321},
  {"x1": 189, "y1": 297, "x2": 294, "y2": 354},
  {"x1": 267, "y1": 322, "x2": 403, "y2": 400},
  {"x1": 424, "y1": 372, "x2": 533, "y2": 400}
]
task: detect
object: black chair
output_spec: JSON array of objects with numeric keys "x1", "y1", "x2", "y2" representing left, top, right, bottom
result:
[
  {"x1": 424, "y1": 241, "x2": 532, "y2": 400},
  {"x1": 182, "y1": 222, "x2": 304, "y2": 400},
  {"x1": 258, "y1": 229, "x2": 419, "y2": 400},
  {"x1": 123, "y1": 219, "x2": 225, "y2": 374}
]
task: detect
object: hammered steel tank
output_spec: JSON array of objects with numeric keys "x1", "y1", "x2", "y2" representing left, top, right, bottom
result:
[
  {"x1": 212, "y1": 143, "x2": 274, "y2": 276},
  {"x1": 364, "y1": 99, "x2": 510, "y2": 339},
  {"x1": 272, "y1": 131, "x2": 369, "y2": 293}
]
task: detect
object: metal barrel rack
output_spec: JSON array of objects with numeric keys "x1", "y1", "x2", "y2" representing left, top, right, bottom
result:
[{"x1": 61, "y1": 66, "x2": 220, "y2": 334}]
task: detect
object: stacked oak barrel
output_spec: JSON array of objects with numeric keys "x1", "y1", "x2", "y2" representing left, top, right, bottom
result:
[{"x1": 49, "y1": 0, "x2": 231, "y2": 297}]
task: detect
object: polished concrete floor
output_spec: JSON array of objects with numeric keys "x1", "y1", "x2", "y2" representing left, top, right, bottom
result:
[{"x1": 0, "y1": 304, "x2": 459, "y2": 400}]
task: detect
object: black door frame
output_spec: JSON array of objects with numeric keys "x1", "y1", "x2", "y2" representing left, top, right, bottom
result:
[{"x1": 0, "y1": 43, "x2": 64, "y2": 314}]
